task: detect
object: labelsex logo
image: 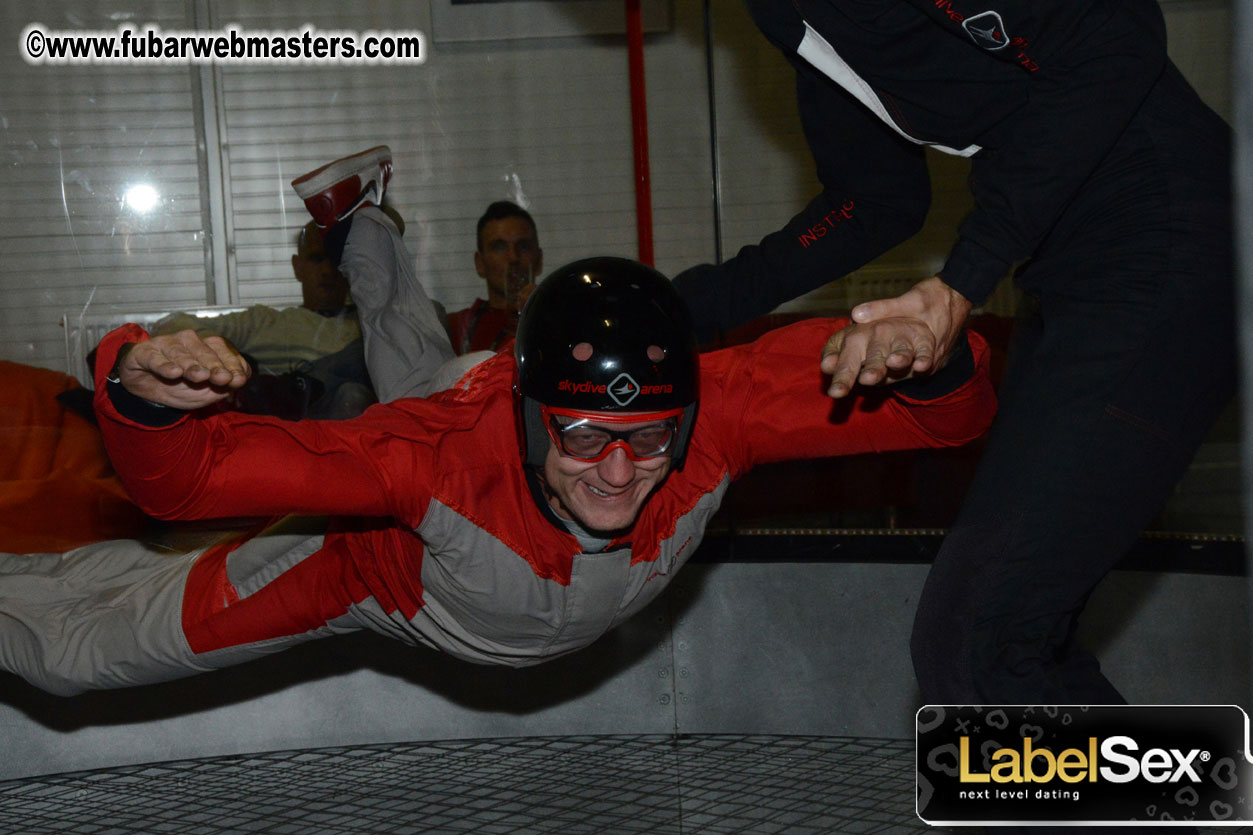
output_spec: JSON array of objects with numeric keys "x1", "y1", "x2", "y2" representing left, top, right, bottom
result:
[{"x1": 960, "y1": 736, "x2": 1207, "y2": 785}]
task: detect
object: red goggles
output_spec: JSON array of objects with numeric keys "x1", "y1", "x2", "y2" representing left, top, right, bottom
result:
[{"x1": 541, "y1": 405, "x2": 685, "y2": 463}]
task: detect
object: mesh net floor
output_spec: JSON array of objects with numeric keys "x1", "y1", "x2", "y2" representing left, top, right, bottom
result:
[
  {"x1": 2, "y1": 734, "x2": 1249, "y2": 834},
  {"x1": 0, "y1": 735, "x2": 929, "y2": 834}
]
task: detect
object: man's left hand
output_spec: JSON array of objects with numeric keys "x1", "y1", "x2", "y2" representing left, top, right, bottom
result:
[{"x1": 114, "y1": 330, "x2": 251, "y2": 410}]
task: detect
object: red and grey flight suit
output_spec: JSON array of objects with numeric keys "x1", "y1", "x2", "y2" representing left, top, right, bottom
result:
[
  {"x1": 673, "y1": 0, "x2": 1235, "y2": 706},
  {"x1": 0, "y1": 319, "x2": 993, "y2": 695}
]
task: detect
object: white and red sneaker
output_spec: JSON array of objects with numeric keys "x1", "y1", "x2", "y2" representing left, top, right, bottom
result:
[{"x1": 291, "y1": 145, "x2": 393, "y2": 231}]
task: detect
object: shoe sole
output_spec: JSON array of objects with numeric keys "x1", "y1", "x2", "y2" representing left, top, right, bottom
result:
[{"x1": 291, "y1": 145, "x2": 392, "y2": 197}]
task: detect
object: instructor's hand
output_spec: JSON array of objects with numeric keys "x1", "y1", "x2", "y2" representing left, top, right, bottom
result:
[
  {"x1": 851, "y1": 276, "x2": 972, "y2": 376},
  {"x1": 821, "y1": 316, "x2": 937, "y2": 398},
  {"x1": 115, "y1": 330, "x2": 251, "y2": 410}
]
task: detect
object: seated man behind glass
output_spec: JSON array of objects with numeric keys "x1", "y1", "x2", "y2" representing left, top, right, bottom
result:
[
  {"x1": 445, "y1": 201, "x2": 542, "y2": 355},
  {"x1": 154, "y1": 221, "x2": 373, "y2": 420}
]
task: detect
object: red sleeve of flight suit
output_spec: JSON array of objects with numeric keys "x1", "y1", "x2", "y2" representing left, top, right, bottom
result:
[
  {"x1": 699, "y1": 318, "x2": 996, "y2": 477},
  {"x1": 92, "y1": 324, "x2": 441, "y2": 524}
]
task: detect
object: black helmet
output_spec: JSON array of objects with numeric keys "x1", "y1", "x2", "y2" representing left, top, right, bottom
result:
[{"x1": 515, "y1": 257, "x2": 699, "y2": 469}]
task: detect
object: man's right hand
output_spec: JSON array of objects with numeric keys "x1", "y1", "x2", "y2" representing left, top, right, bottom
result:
[
  {"x1": 850, "y1": 276, "x2": 972, "y2": 376},
  {"x1": 114, "y1": 330, "x2": 251, "y2": 410},
  {"x1": 820, "y1": 316, "x2": 938, "y2": 399}
]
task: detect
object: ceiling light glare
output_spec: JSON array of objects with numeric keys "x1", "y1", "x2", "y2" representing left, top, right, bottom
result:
[{"x1": 123, "y1": 183, "x2": 160, "y2": 213}]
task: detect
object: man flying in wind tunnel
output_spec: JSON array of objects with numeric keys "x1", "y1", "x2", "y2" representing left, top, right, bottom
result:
[{"x1": 0, "y1": 147, "x2": 995, "y2": 696}]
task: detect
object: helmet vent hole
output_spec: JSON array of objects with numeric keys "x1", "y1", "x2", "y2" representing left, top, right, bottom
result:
[
  {"x1": 646, "y1": 345, "x2": 665, "y2": 363},
  {"x1": 572, "y1": 342, "x2": 594, "y2": 362}
]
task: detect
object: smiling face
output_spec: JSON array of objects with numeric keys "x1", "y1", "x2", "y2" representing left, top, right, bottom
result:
[{"x1": 540, "y1": 414, "x2": 674, "y2": 536}]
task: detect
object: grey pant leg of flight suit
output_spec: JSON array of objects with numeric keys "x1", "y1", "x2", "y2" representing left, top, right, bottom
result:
[
  {"x1": 338, "y1": 207, "x2": 457, "y2": 401},
  {"x1": 0, "y1": 541, "x2": 205, "y2": 696},
  {"x1": 0, "y1": 519, "x2": 358, "y2": 696}
]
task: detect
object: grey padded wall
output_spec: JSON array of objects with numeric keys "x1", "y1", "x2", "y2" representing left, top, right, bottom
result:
[{"x1": 0, "y1": 563, "x2": 1245, "y2": 781}]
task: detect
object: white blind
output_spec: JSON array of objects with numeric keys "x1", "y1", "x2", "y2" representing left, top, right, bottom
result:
[
  {"x1": 0, "y1": 0, "x2": 1232, "y2": 371},
  {"x1": 0, "y1": 0, "x2": 208, "y2": 370},
  {"x1": 209, "y1": 0, "x2": 699, "y2": 316}
]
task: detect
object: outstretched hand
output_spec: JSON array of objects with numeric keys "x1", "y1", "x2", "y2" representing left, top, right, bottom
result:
[
  {"x1": 848, "y1": 276, "x2": 972, "y2": 378},
  {"x1": 821, "y1": 316, "x2": 938, "y2": 398},
  {"x1": 114, "y1": 330, "x2": 251, "y2": 410}
]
